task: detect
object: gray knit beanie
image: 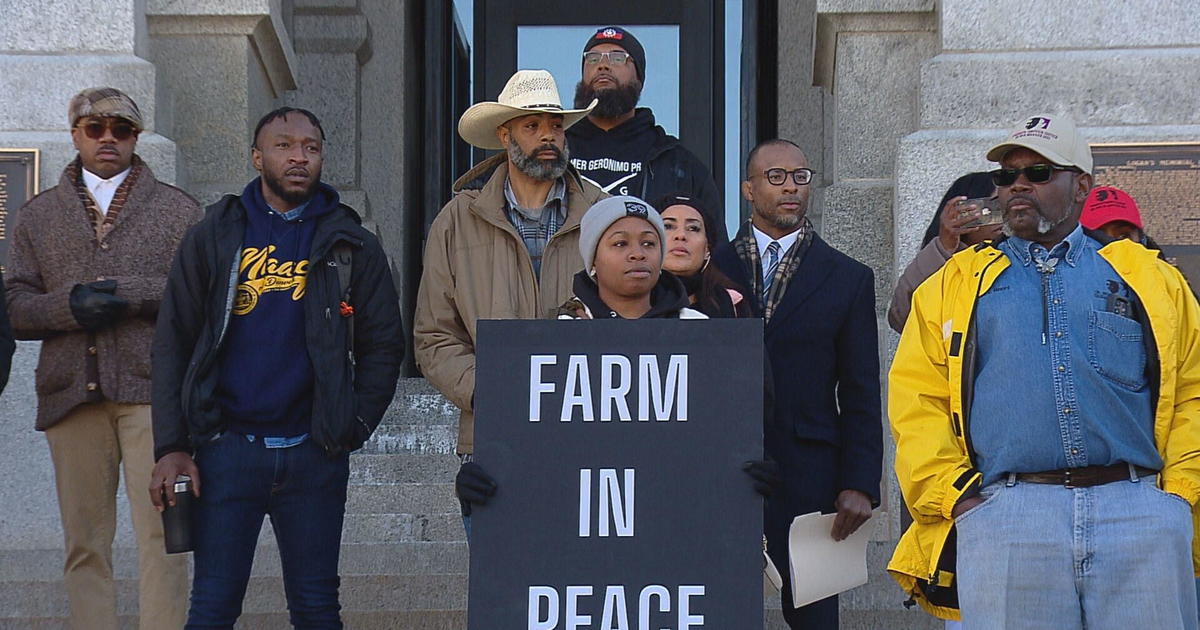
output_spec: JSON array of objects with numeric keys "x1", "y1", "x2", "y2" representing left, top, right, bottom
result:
[{"x1": 578, "y1": 195, "x2": 667, "y2": 272}]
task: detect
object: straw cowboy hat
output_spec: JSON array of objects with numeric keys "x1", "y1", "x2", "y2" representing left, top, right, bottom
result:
[{"x1": 458, "y1": 69, "x2": 596, "y2": 150}]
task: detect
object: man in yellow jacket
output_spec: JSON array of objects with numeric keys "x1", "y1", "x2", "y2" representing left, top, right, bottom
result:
[
  {"x1": 414, "y1": 70, "x2": 605, "y2": 535},
  {"x1": 889, "y1": 113, "x2": 1200, "y2": 629}
]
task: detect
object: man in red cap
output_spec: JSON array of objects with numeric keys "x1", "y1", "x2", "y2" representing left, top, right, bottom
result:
[{"x1": 1080, "y1": 185, "x2": 1148, "y2": 243}]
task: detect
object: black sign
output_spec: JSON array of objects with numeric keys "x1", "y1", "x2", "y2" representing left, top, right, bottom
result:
[
  {"x1": 471, "y1": 319, "x2": 764, "y2": 630},
  {"x1": 0, "y1": 149, "x2": 40, "y2": 270}
]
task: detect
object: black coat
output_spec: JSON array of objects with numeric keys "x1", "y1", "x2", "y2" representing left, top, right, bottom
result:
[
  {"x1": 714, "y1": 231, "x2": 883, "y2": 618},
  {"x1": 714, "y1": 232, "x2": 882, "y2": 495},
  {"x1": 567, "y1": 110, "x2": 728, "y2": 245},
  {"x1": 0, "y1": 269, "x2": 13, "y2": 396},
  {"x1": 152, "y1": 194, "x2": 404, "y2": 459}
]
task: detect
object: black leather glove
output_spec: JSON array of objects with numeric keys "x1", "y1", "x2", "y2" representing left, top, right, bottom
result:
[
  {"x1": 743, "y1": 459, "x2": 781, "y2": 498},
  {"x1": 456, "y1": 461, "x2": 497, "y2": 516},
  {"x1": 69, "y1": 280, "x2": 129, "y2": 330}
]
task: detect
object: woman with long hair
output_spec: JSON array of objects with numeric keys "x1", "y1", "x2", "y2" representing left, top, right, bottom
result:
[{"x1": 654, "y1": 193, "x2": 750, "y2": 318}]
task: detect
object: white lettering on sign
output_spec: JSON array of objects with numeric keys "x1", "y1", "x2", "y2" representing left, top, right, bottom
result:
[
  {"x1": 638, "y1": 355, "x2": 688, "y2": 422},
  {"x1": 566, "y1": 585, "x2": 593, "y2": 629},
  {"x1": 527, "y1": 585, "x2": 707, "y2": 629},
  {"x1": 600, "y1": 586, "x2": 629, "y2": 630},
  {"x1": 579, "y1": 468, "x2": 635, "y2": 537},
  {"x1": 529, "y1": 586, "x2": 559, "y2": 630},
  {"x1": 600, "y1": 355, "x2": 632, "y2": 422},
  {"x1": 528, "y1": 354, "x2": 688, "y2": 423},
  {"x1": 563, "y1": 355, "x2": 595, "y2": 422},
  {"x1": 530, "y1": 355, "x2": 558, "y2": 422},
  {"x1": 677, "y1": 586, "x2": 705, "y2": 628}
]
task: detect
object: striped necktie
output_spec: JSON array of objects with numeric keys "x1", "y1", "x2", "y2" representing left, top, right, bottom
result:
[{"x1": 762, "y1": 240, "x2": 782, "y2": 296}]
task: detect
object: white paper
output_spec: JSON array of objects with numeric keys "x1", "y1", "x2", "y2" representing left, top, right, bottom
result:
[{"x1": 787, "y1": 510, "x2": 880, "y2": 608}]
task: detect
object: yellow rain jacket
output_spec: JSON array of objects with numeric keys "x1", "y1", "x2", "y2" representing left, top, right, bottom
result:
[{"x1": 887, "y1": 235, "x2": 1200, "y2": 620}]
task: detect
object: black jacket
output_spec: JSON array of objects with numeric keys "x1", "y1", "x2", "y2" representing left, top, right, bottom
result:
[
  {"x1": 557, "y1": 270, "x2": 696, "y2": 319},
  {"x1": 567, "y1": 109, "x2": 728, "y2": 245},
  {"x1": 0, "y1": 269, "x2": 13, "y2": 396},
  {"x1": 714, "y1": 231, "x2": 882, "y2": 494},
  {"x1": 152, "y1": 193, "x2": 404, "y2": 459}
]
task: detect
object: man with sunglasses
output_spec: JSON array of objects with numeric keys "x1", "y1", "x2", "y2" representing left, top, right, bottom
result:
[
  {"x1": 890, "y1": 114, "x2": 1200, "y2": 629},
  {"x1": 567, "y1": 26, "x2": 728, "y2": 244},
  {"x1": 713, "y1": 138, "x2": 882, "y2": 629},
  {"x1": 4, "y1": 87, "x2": 200, "y2": 629}
]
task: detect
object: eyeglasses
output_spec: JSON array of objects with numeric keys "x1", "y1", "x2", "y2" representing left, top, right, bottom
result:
[
  {"x1": 752, "y1": 167, "x2": 814, "y2": 186},
  {"x1": 76, "y1": 119, "x2": 138, "y2": 141},
  {"x1": 989, "y1": 164, "x2": 1079, "y2": 187},
  {"x1": 583, "y1": 51, "x2": 631, "y2": 66}
]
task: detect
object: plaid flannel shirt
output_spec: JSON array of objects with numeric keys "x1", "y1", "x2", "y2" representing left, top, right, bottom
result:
[{"x1": 503, "y1": 177, "x2": 567, "y2": 278}]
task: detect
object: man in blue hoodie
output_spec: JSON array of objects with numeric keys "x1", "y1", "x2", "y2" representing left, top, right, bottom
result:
[{"x1": 149, "y1": 107, "x2": 404, "y2": 628}]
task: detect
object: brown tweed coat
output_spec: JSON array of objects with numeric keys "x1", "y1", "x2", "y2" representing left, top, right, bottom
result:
[{"x1": 5, "y1": 156, "x2": 202, "y2": 430}]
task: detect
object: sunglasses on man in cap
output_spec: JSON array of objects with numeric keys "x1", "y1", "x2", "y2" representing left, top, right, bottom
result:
[
  {"x1": 75, "y1": 118, "x2": 139, "y2": 142},
  {"x1": 989, "y1": 164, "x2": 1082, "y2": 187}
]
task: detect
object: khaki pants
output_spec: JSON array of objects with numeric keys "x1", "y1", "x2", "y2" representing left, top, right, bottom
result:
[{"x1": 45, "y1": 402, "x2": 189, "y2": 630}]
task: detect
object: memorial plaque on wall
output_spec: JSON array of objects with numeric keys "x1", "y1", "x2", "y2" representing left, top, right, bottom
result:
[
  {"x1": 1092, "y1": 143, "x2": 1200, "y2": 290},
  {"x1": 0, "y1": 149, "x2": 40, "y2": 271},
  {"x1": 471, "y1": 319, "x2": 764, "y2": 630}
]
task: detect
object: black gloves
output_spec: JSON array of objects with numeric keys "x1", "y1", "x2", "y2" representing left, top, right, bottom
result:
[
  {"x1": 70, "y1": 280, "x2": 129, "y2": 330},
  {"x1": 743, "y1": 459, "x2": 781, "y2": 497},
  {"x1": 456, "y1": 461, "x2": 497, "y2": 516}
]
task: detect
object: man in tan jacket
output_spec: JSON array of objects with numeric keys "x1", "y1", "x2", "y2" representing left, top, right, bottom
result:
[{"x1": 414, "y1": 70, "x2": 605, "y2": 534}]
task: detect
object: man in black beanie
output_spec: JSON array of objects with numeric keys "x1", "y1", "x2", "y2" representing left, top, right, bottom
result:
[{"x1": 569, "y1": 26, "x2": 728, "y2": 244}]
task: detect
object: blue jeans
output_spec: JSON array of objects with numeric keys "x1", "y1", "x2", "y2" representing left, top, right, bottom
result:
[
  {"x1": 956, "y1": 473, "x2": 1196, "y2": 630},
  {"x1": 185, "y1": 432, "x2": 350, "y2": 629}
]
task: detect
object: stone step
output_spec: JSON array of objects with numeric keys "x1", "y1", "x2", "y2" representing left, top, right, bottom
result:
[
  {"x1": 349, "y1": 453, "x2": 459, "y2": 485},
  {"x1": 381, "y1": 379, "x2": 461, "y2": 426},
  {"x1": 0, "y1": 574, "x2": 468, "y2": 618},
  {"x1": 346, "y1": 482, "x2": 458, "y2": 516},
  {"x1": 342, "y1": 513, "x2": 464, "y2": 544},
  {"x1": 0, "y1": 542, "x2": 466, "y2": 582},
  {"x1": 0, "y1": 610, "x2": 940, "y2": 630},
  {"x1": 0, "y1": 610, "x2": 469, "y2": 630},
  {"x1": 359, "y1": 424, "x2": 458, "y2": 455}
]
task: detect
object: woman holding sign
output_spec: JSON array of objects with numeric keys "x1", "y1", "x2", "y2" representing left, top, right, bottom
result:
[
  {"x1": 556, "y1": 195, "x2": 707, "y2": 320},
  {"x1": 555, "y1": 196, "x2": 779, "y2": 498}
]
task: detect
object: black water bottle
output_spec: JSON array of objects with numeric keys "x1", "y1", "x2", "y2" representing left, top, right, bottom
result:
[{"x1": 162, "y1": 476, "x2": 194, "y2": 554}]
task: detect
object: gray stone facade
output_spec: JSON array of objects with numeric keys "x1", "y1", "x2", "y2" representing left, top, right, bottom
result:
[{"x1": 1, "y1": 0, "x2": 1195, "y2": 627}]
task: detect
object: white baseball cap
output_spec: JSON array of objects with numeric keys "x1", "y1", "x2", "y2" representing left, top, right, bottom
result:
[{"x1": 986, "y1": 113, "x2": 1093, "y2": 174}]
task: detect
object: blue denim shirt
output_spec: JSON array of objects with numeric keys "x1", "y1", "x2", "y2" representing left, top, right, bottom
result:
[{"x1": 970, "y1": 225, "x2": 1160, "y2": 485}]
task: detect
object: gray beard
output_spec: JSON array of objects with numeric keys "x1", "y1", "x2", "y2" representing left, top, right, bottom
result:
[
  {"x1": 1002, "y1": 213, "x2": 1065, "y2": 237},
  {"x1": 507, "y1": 138, "x2": 569, "y2": 181}
]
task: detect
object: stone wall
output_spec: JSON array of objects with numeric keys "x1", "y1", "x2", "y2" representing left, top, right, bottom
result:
[
  {"x1": 894, "y1": 0, "x2": 1200, "y2": 285},
  {"x1": 0, "y1": 0, "x2": 178, "y2": 192}
]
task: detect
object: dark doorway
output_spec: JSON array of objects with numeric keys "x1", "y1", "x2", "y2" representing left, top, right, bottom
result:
[
  {"x1": 420, "y1": 0, "x2": 473, "y2": 235},
  {"x1": 472, "y1": 0, "x2": 726, "y2": 206}
]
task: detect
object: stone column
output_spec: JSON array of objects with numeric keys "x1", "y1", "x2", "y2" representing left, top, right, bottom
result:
[
  {"x1": 0, "y1": 0, "x2": 178, "y2": 190},
  {"x1": 0, "y1": 0, "x2": 181, "y2": 572},
  {"x1": 893, "y1": 0, "x2": 1200, "y2": 293},
  {"x1": 146, "y1": 0, "x2": 298, "y2": 202},
  {"x1": 283, "y1": 0, "x2": 372, "y2": 216},
  {"x1": 784, "y1": 0, "x2": 939, "y2": 523}
]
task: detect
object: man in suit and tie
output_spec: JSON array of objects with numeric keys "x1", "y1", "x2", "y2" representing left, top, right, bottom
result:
[{"x1": 713, "y1": 138, "x2": 883, "y2": 629}]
